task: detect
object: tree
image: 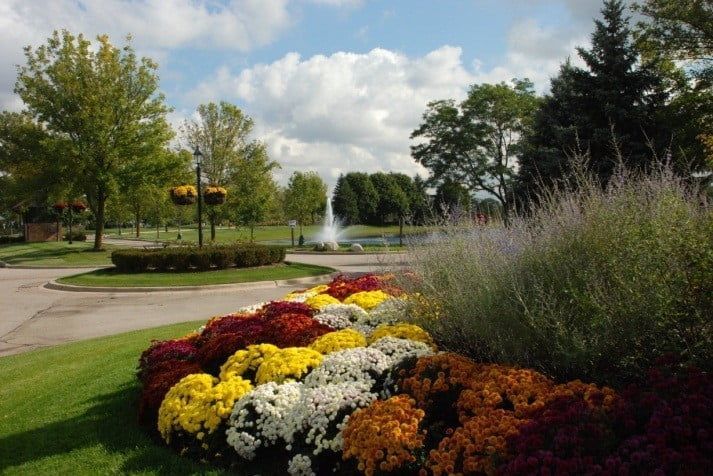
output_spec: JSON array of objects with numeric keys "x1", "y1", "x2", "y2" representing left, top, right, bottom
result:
[
  {"x1": 228, "y1": 142, "x2": 280, "y2": 242},
  {"x1": 332, "y1": 175, "x2": 359, "y2": 225},
  {"x1": 369, "y1": 172, "x2": 410, "y2": 226},
  {"x1": 284, "y1": 171, "x2": 327, "y2": 236},
  {"x1": 15, "y1": 31, "x2": 173, "y2": 250},
  {"x1": 434, "y1": 178, "x2": 471, "y2": 217},
  {"x1": 516, "y1": 1, "x2": 677, "y2": 205},
  {"x1": 344, "y1": 173, "x2": 379, "y2": 224},
  {"x1": 633, "y1": 0, "x2": 713, "y2": 80},
  {"x1": 118, "y1": 148, "x2": 189, "y2": 238},
  {"x1": 183, "y1": 102, "x2": 257, "y2": 241},
  {"x1": 411, "y1": 79, "x2": 539, "y2": 220}
]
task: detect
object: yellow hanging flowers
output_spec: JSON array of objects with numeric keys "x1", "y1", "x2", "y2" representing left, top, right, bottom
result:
[
  {"x1": 368, "y1": 323, "x2": 435, "y2": 348},
  {"x1": 158, "y1": 373, "x2": 253, "y2": 442},
  {"x1": 255, "y1": 347, "x2": 323, "y2": 384},
  {"x1": 304, "y1": 293, "x2": 342, "y2": 310},
  {"x1": 219, "y1": 344, "x2": 280, "y2": 381},
  {"x1": 343, "y1": 290, "x2": 392, "y2": 310},
  {"x1": 309, "y1": 329, "x2": 367, "y2": 354}
]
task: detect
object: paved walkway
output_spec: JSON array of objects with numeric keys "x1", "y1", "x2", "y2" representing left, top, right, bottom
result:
[{"x1": 0, "y1": 252, "x2": 406, "y2": 357}]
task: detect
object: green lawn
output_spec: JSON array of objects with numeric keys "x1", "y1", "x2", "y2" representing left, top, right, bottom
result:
[
  {"x1": 106, "y1": 224, "x2": 428, "y2": 244},
  {"x1": 0, "y1": 321, "x2": 231, "y2": 475},
  {"x1": 0, "y1": 242, "x2": 114, "y2": 266},
  {"x1": 58, "y1": 262, "x2": 334, "y2": 287}
]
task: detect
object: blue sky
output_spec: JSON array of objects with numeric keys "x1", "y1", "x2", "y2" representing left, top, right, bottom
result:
[{"x1": 1, "y1": 0, "x2": 613, "y2": 186}]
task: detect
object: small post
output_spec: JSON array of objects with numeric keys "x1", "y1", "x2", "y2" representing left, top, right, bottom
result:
[{"x1": 291, "y1": 227, "x2": 295, "y2": 247}]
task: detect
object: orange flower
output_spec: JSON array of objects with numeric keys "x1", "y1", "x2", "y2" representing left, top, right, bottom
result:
[{"x1": 343, "y1": 395, "x2": 426, "y2": 476}]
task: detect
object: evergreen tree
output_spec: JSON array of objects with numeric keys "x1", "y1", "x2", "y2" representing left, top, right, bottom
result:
[{"x1": 516, "y1": 0, "x2": 672, "y2": 204}]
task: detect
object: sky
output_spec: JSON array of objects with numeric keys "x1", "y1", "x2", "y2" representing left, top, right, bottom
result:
[{"x1": 0, "y1": 0, "x2": 622, "y2": 188}]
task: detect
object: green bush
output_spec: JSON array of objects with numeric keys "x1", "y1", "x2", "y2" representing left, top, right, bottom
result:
[
  {"x1": 0, "y1": 235, "x2": 24, "y2": 244},
  {"x1": 110, "y1": 244, "x2": 285, "y2": 273},
  {"x1": 404, "y1": 170, "x2": 713, "y2": 385},
  {"x1": 64, "y1": 230, "x2": 87, "y2": 241}
]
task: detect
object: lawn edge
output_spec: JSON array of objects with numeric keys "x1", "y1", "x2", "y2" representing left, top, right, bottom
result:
[{"x1": 45, "y1": 268, "x2": 340, "y2": 293}]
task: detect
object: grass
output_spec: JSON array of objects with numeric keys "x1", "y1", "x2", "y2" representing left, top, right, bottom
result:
[
  {"x1": 106, "y1": 224, "x2": 429, "y2": 244},
  {"x1": 0, "y1": 321, "x2": 233, "y2": 475},
  {"x1": 0, "y1": 241, "x2": 114, "y2": 266},
  {"x1": 57, "y1": 262, "x2": 335, "y2": 287}
]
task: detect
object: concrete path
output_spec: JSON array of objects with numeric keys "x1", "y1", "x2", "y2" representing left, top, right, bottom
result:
[
  {"x1": 0, "y1": 268, "x2": 292, "y2": 357},
  {"x1": 0, "y1": 251, "x2": 407, "y2": 357}
]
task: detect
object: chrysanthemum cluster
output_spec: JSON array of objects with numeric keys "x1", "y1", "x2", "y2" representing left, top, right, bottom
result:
[{"x1": 137, "y1": 274, "x2": 709, "y2": 475}]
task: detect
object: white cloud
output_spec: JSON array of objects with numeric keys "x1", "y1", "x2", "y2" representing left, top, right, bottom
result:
[
  {"x1": 186, "y1": 46, "x2": 479, "y2": 188},
  {"x1": 0, "y1": 0, "x2": 294, "y2": 110},
  {"x1": 471, "y1": 18, "x2": 588, "y2": 92}
]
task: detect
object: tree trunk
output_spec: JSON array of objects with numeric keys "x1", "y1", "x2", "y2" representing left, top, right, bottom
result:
[
  {"x1": 135, "y1": 211, "x2": 141, "y2": 238},
  {"x1": 399, "y1": 217, "x2": 404, "y2": 247},
  {"x1": 250, "y1": 225, "x2": 254, "y2": 243},
  {"x1": 210, "y1": 215, "x2": 216, "y2": 241},
  {"x1": 93, "y1": 199, "x2": 106, "y2": 251}
]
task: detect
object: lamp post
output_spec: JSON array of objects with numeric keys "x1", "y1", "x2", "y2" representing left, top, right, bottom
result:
[{"x1": 194, "y1": 147, "x2": 204, "y2": 248}]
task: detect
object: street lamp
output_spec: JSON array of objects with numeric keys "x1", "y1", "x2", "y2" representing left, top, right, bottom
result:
[{"x1": 194, "y1": 147, "x2": 204, "y2": 248}]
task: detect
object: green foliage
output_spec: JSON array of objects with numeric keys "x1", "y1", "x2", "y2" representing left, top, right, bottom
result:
[
  {"x1": 433, "y1": 177, "x2": 471, "y2": 215},
  {"x1": 406, "y1": 169, "x2": 713, "y2": 385},
  {"x1": 633, "y1": 0, "x2": 713, "y2": 80},
  {"x1": 344, "y1": 172, "x2": 379, "y2": 224},
  {"x1": 228, "y1": 142, "x2": 280, "y2": 240},
  {"x1": 332, "y1": 174, "x2": 360, "y2": 225},
  {"x1": 14, "y1": 31, "x2": 174, "y2": 251},
  {"x1": 369, "y1": 172, "x2": 410, "y2": 225},
  {"x1": 110, "y1": 244, "x2": 285, "y2": 273},
  {"x1": 412, "y1": 79, "x2": 538, "y2": 217},
  {"x1": 284, "y1": 171, "x2": 327, "y2": 231},
  {"x1": 515, "y1": 1, "x2": 706, "y2": 207}
]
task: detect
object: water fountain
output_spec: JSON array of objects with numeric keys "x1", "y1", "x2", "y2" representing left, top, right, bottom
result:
[{"x1": 317, "y1": 197, "x2": 341, "y2": 250}]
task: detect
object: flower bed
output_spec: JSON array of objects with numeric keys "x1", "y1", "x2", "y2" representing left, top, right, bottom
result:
[{"x1": 137, "y1": 274, "x2": 712, "y2": 475}]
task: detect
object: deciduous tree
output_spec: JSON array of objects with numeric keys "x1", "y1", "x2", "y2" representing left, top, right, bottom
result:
[{"x1": 15, "y1": 31, "x2": 173, "y2": 250}]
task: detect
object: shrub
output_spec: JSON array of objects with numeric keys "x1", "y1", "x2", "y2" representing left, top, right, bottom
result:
[
  {"x1": 111, "y1": 244, "x2": 285, "y2": 273},
  {"x1": 64, "y1": 230, "x2": 87, "y2": 241},
  {"x1": 404, "y1": 169, "x2": 713, "y2": 384},
  {"x1": 0, "y1": 235, "x2": 24, "y2": 244}
]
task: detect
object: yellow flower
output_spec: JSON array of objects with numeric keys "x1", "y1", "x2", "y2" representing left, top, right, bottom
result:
[
  {"x1": 304, "y1": 293, "x2": 341, "y2": 310},
  {"x1": 219, "y1": 344, "x2": 280, "y2": 381},
  {"x1": 343, "y1": 290, "x2": 391, "y2": 310},
  {"x1": 255, "y1": 347, "x2": 323, "y2": 384},
  {"x1": 368, "y1": 323, "x2": 435, "y2": 347},
  {"x1": 157, "y1": 373, "x2": 253, "y2": 442},
  {"x1": 309, "y1": 329, "x2": 367, "y2": 354}
]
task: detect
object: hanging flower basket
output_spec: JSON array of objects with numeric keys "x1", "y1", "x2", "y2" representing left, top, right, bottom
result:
[
  {"x1": 204, "y1": 186, "x2": 227, "y2": 205},
  {"x1": 52, "y1": 202, "x2": 67, "y2": 212},
  {"x1": 170, "y1": 185, "x2": 197, "y2": 205},
  {"x1": 70, "y1": 201, "x2": 87, "y2": 213}
]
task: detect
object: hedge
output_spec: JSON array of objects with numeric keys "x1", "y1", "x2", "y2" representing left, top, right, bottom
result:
[
  {"x1": 111, "y1": 244, "x2": 286, "y2": 273},
  {"x1": 0, "y1": 235, "x2": 24, "y2": 244}
]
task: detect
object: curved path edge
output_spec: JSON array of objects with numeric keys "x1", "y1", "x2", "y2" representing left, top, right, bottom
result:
[{"x1": 44, "y1": 272, "x2": 341, "y2": 294}]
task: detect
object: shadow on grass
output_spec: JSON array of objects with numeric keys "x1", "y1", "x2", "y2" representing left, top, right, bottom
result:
[
  {"x1": 0, "y1": 385, "x2": 226, "y2": 475},
  {"x1": 0, "y1": 244, "x2": 108, "y2": 264}
]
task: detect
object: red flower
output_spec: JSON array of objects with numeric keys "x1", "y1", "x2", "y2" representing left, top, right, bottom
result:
[
  {"x1": 138, "y1": 359, "x2": 203, "y2": 426},
  {"x1": 138, "y1": 339, "x2": 198, "y2": 382}
]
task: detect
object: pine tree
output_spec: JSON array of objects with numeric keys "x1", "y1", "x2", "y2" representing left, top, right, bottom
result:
[{"x1": 516, "y1": 0, "x2": 671, "y2": 204}]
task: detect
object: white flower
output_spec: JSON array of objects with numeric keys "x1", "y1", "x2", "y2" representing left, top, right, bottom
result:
[
  {"x1": 235, "y1": 301, "x2": 268, "y2": 314},
  {"x1": 313, "y1": 303, "x2": 369, "y2": 329},
  {"x1": 303, "y1": 347, "x2": 392, "y2": 390},
  {"x1": 362, "y1": 297, "x2": 409, "y2": 327},
  {"x1": 287, "y1": 454, "x2": 315, "y2": 476},
  {"x1": 369, "y1": 336, "x2": 434, "y2": 364},
  {"x1": 284, "y1": 382, "x2": 377, "y2": 456},
  {"x1": 226, "y1": 382, "x2": 302, "y2": 460}
]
